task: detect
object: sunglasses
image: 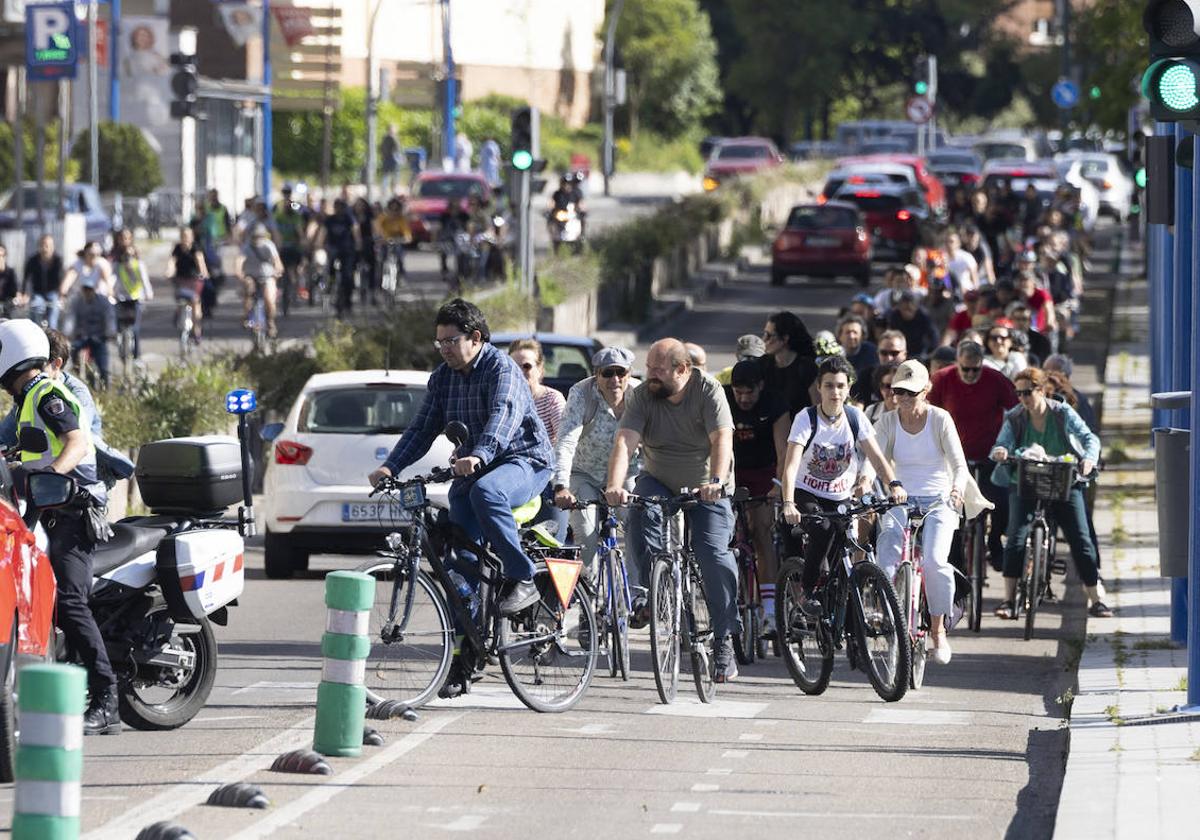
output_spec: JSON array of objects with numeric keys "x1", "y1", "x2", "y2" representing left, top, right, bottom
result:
[
  {"x1": 879, "y1": 349, "x2": 903, "y2": 358},
  {"x1": 1015, "y1": 388, "x2": 1035, "y2": 397},
  {"x1": 519, "y1": 362, "x2": 536, "y2": 372},
  {"x1": 599, "y1": 367, "x2": 628, "y2": 378},
  {"x1": 959, "y1": 365, "x2": 982, "y2": 374},
  {"x1": 988, "y1": 334, "x2": 1010, "y2": 341}
]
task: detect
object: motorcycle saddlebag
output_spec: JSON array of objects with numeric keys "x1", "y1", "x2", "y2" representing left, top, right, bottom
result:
[
  {"x1": 136, "y1": 436, "x2": 244, "y2": 514},
  {"x1": 157, "y1": 529, "x2": 245, "y2": 620}
]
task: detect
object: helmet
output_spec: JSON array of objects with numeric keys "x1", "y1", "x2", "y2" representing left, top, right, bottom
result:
[{"x1": 0, "y1": 320, "x2": 49, "y2": 387}]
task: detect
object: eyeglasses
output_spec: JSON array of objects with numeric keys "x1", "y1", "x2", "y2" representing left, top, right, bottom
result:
[
  {"x1": 599, "y1": 368, "x2": 628, "y2": 379},
  {"x1": 761, "y1": 331, "x2": 778, "y2": 341},
  {"x1": 958, "y1": 365, "x2": 982, "y2": 374},
  {"x1": 879, "y1": 349, "x2": 902, "y2": 358},
  {"x1": 432, "y1": 334, "x2": 468, "y2": 349},
  {"x1": 988, "y1": 334, "x2": 1010, "y2": 342},
  {"x1": 1015, "y1": 388, "x2": 1035, "y2": 397},
  {"x1": 519, "y1": 362, "x2": 536, "y2": 372}
]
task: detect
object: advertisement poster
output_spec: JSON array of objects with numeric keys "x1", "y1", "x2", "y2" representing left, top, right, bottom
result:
[{"x1": 120, "y1": 15, "x2": 171, "y2": 126}]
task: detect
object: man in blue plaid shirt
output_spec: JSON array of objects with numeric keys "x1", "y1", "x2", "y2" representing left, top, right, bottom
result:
[{"x1": 370, "y1": 299, "x2": 554, "y2": 618}]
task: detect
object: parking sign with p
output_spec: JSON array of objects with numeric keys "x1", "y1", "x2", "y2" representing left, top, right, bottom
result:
[{"x1": 25, "y1": 2, "x2": 78, "y2": 81}]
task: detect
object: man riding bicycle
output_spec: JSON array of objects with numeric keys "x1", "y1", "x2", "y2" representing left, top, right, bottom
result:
[
  {"x1": 369, "y1": 300, "x2": 555, "y2": 692},
  {"x1": 603, "y1": 338, "x2": 741, "y2": 682},
  {"x1": 273, "y1": 184, "x2": 307, "y2": 306}
]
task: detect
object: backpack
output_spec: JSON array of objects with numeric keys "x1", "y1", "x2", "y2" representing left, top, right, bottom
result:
[{"x1": 800, "y1": 405, "x2": 861, "y2": 454}]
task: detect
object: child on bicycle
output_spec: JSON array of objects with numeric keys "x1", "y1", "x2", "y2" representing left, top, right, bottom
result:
[{"x1": 236, "y1": 224, "x2": 283, "y2": 339}]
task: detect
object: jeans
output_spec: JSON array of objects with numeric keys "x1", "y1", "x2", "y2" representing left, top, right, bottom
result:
[
  {"x1": 330, "y1": 250, "x2": 356, "y2": 317},
  {"x1": 877, "y1": 496, "x2": 958, "y2": 617},
  {"x1": 447, "y1": 457, "x2": 551, "y2": 583},
  {"x1": 626, "y1": 473, "x2": 739, "y2": 640},
  {"x1": 116, "y1": 300, "x2": 142, "y2": 359},
  {"x1": 1003, "y1": 487, "x2": 1098, "y2": 586},
  {"x1": 45, "y1": 509, "x2": 115, "y2": 695},
  {"x1": 72, "y1": 336, "x2": 109, "y2": 386},
  {"x1": 531, "y1": 480, "x2": 569, "y2": 545},
  {"x1": 567, "y1": 472, "x2": 638, "y2": 585},
  {"x1": 29, "y1": 292, "x2": 61, "y2": 330}
]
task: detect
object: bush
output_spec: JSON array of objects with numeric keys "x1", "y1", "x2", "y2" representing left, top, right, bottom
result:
[
  {"x1": 99, "y1": 360, "x2": 242, "y2": 450},
  {"x1": 70, "y1": 122, "x2": 163, "y2": 196},
  {"x1": 0, "y1": 119, "x2": 78, "y2": 186},
  {"x1": 617, "y1": 131, "x2": 706, "y2": 174}
]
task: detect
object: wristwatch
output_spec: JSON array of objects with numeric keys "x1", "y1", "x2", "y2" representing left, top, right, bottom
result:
[
  {"x1": 709, "y1": 476, "x2": 722, "y2": 486},
  {"x1": 553, "y1": 484, "x2": 566, "y2": 492},
  {"x1": 889, "y1": 480, "x2": 904, "y2": 488}
]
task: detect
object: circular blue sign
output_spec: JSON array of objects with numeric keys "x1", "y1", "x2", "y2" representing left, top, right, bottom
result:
[{"x1": 1052, "y1": 79, "x2": 1080, "y2": 109}]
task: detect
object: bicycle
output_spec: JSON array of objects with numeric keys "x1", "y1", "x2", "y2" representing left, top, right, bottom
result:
[
  {"x1": 959, "y1": 461, "x2": 989, "y2": 633},
  {"x1": 356, "y1": 460, "x2": 599, "y2": 713},
  {"x1": 893, "y1": 503, "x2": 932, "y2": 690},
  {"x1": 245, "y1": 277, "x2": 268, "y2": 352},
  {"x1": 380, "y1": 238, "x2": 406, "y2": 302},
  {"x1": 114, "y1": 300, "x2": 139, "y2": 379},
  {"x1": 570, "y1": 499, "x2": 632, "y2": 681},
  {"x1": 631, "y1": 488, "x2": 745, "y2": 705},
  {"x1": 776, "y1": 496, "x2": 910, "y2": 702},
  {"x1": 730, "y1": 495, "x2": 777, "y2": 665}
]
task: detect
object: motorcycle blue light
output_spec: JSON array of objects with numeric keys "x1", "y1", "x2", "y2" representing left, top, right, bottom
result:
[{"x1": 226, "y1": 389, "x2": 258, "y2": 415}]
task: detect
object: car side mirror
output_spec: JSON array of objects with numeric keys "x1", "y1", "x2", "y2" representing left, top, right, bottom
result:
[
  {"x1": 18, "y1": 427, "x2": 48, "y2": 454},
  {"x1": 444, "y1": 421, "x2": 469, "y2": 447},
  {"x1": 260, "y1": 422, "x2": 284, "y2": 442},
  {"x1": 27, "y1": 471, "x2": 76, "y2": 509}
]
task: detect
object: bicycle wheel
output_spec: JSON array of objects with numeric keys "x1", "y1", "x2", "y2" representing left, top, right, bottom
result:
[
  {"x1": 776, "y1": 560, "x2": 833, "y2": 695},
  {"x1": 648, "y1": 557, "x2": 680, "y2": 705},
  {"x1": 608, "y1": 551, "x2": 631, "y2": 682},
  {"x1": 687, "y1": 565, "x2": 716, "y2": 703},
  {"x1": 968, "y1": 520, "x2": 985, "y2": 633},
  {"x1": 894, "y1": 562, "x2": 924, "y2": 690},
  {"x1": 354, "y1": 559, "x2": 454, "y2": 710},
  {"x1": 848, "y1": 561, "x2": 909, "y2": 703},
  {"x1": 1023, "y1": 522, "x2": 1046, "y2": 642},
  {"x1": 911, "y1": 573, "x2": 929, "y2": 691},
  {"x1": 499, "y1": 567, "x2": 598, "y2": 713},
  {"x1": 733, "y1": 557, "x2": 755, "y2": 666}
]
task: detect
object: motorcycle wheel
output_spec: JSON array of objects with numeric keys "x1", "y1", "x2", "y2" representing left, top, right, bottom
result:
[
  {"x1": 119, "y1": 614, "x2": 218, "y2": 731},
  {"x1": 0, "y1": 614, "x2": 17, "y2": 782}
]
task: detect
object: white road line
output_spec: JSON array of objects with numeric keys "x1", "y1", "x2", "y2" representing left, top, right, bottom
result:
[
  {"x1": 231, "y1": 681, "x2": 314, "y2": 695},
  {"x1": 226, "y1": 712, "x2": 465, "y2": 840},
  {"x1": 708, "y1": 809, "x2": 975, "y2": 820},
  {"x1": 670, "y1": 802, "x2": 701, "y2": 813},
  {"x1": 83, "y1": 716, "x2": 317, "y2": 840},
  {"x1": 862, "y1": 708, "x2": 971, "y2": 726},
  {"x1": 690, "y1": 783, "x2": 720, "y2": 793},
  {"x1": 722, "y1": 749, "x2": 748, "y2": 758},
  {"x1": 650, "y1": 825, "x2": 683, "y2": 834},
  {"x1": 191, "y1": 715, "x2": 266, "y2": 723},
  {"x1": 737, "y1": 733, "x2": 763, "y2": 742},
  {"x1": 705, "y1": 768, "x2": 732, "y2": 775},
  {"x1": 435, "y1": 814, "x2": 487, "y2": 832},
  {"x1": 644, "y1": 698, "x2": 767, "y2": 719}
]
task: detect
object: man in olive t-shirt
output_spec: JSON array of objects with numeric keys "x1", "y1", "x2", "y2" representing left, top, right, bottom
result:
[{"x1": 605, "y1": 338, "x2": 741, "y2": 682}]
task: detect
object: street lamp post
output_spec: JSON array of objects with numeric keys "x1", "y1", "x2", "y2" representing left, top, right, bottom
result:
[
  {"x1": 602, "y1": 0, "x2": 624, "y2": 197},
  {"x1": 365, "y1": 0, "x2": 385, "y2": 202},
  {"x1": 441, "y1": 0, "x2": 455, "y2": 168}
]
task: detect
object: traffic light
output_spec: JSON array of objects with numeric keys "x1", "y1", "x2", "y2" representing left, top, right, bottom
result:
[
  {"x1": 1142, "y1": 1, "x2": 1200, "y2": 121},
  {"x1": 169, "y1": 52, "x2": 199, "y2": 119},
  {"x1": 1089, "y1": 85, "x2": 1102, "y2": 100},
  {"x1": 913, "y1": 56, "x2": 929, "y2": 96},
  {"x1": 510, "y1": 106, "x2": 540, "y2": 171}
]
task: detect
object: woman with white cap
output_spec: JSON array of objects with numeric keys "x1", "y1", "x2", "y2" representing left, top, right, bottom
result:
[{"x1": 873, "y1": 359, "x2": 969, "y2": 665}]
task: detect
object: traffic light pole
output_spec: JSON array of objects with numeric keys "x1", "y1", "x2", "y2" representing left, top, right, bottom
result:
[
  {"x1": 1190, "y1": 129, "x2": 1200, "y2": 708},
  {"x1": 518, "y1": 169, "x2": 533, "y2": 295},
  {"x1": 87, "y1": 0, "x2": 99, "y2": 188},
  {"x1": 602, "y1": 0, "x2": 625, "y2": 197}
]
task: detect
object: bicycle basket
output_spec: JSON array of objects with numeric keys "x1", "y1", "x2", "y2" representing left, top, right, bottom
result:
[{"x1": 1016, "y1": 459, "x2": 1076, "y2": 502}]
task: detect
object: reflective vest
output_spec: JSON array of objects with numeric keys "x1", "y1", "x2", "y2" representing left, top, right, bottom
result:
[
  {"x1": 117, "y1": 260, "x2": 145, "y2": 300},
  {"x1": 18, "y1": 377, "x2": 97, "y2": 478}
]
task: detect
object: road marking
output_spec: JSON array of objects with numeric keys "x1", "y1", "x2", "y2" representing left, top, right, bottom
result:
[
  {"x1": 554, "y1": 723, "x2": 615, "y2": 735},
  {"x1": 192, "y1": 715, "x2": 265, "y2": 723},
  {"x1": 708, "y1": 808, "x2": 974, "y2": 820},
  {"x1": 644, "y1": 698, "x2": 767, "y2": 719},
  {"x1": 705, "y1": 768, "x2": 732, "y2": 775},
  {"x1": 737, "y1": 733, "x2": 763, "y2": 742},
  {"x1": 863, "y1": 708, "x2": 971, "y2": 726},
  {"x1": 690, "y1": 783, "x2": 720, "y2": 792},
  {"x1": 427, "y1": 684, "x2": 525, "y2": 711},
  {"x1": 435, "y1": 814, "x2": 487, "y2": 832},
  {"x1": 650, "y1": 825, "x2": 682, "y2": 834},
  {"x1": 752, "y1": 719, "x2": 780, "y2": 726},
  {"x1": 226, "y1": 711, "x2": 465, "y2": 839},
  {"x1": 231, "y1": 681, "x2": 314, "y2": 695},
  {"x1": 83, "y1": 716, "x2": 317, "y2": 839},
  {"x1": 670, "y1": 802, "x2": 701, "y2": 813},
  {"x1": 722, "y1": 749, "x2": 748, "y2": 758}
]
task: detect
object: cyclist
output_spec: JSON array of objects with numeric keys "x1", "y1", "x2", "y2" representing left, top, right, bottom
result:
[
  {"x1": 237, "y1": 223, "x2": 283, "y2": 339},
  {"x1": 190, "y1": 189, "x2": 233, "y2": 318},
  {"x1": 369, "y1": 298, "x2": 554, "y2": 626},
  {"x1": 21, "y1": 235, "x2": 65, "y2": 329},
  {"x1": 377, "y1": 197, "x2": 412, "y2": 286},
  {"x1": 929, "y1": 340, "x2": 1017, "y2": 571},
  {"x1": 273, "y1": 184, "x2": 307, "y2": 308},
  {"x1": 0, "y1": 319, "x2": 119, "y2": 734},
  {"x1": 603, "y1": 338, "x2": 740, "y2": 682},
  {"x1": 837, "y1": 314, "x2": 878, "y2": 379},
  {"x1": 714, "y1": 334, "x2": 765, "y2": 385},
  {"x1": 759, "y1": 311, "x2": 819, "y2": 417},
  {"x1": 320, "y1": 197, "x2": 361, "y2": 317},
  {"x1": 553, "y1": 346, "x2": 642, "y2": 583},
  {"x1": 873, "y1": 360, "x2": 969, "y2": 665},
  {"x1": 67, "y1": 275, "x2": 115, "y2": 387},
  {"x1": 989, "y1": 367, "x2": 1109, "y2": 619},
  {"x1": 167, "y1": 226, "x2": 209, "y2": 342},
  {"x1": 726, "y1": 358, "x2": 789, "y2": 637},
  {"x1": 61, "y1": 242, "x2": 113, "y2": 301},
  {"x1": 110, "y1": 235, "x2": 153, "y2": 364},
  {"x1": 0, "y1": 243, "x2": 17, "y2": 317},
  {"x1": 779, "y1": 356, "x2": 906, "y2": 612}
]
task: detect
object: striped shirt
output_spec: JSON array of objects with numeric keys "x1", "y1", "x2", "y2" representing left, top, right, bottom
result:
[{"x1": 533, "y1": 387, "x2": 566, "y2": 444}]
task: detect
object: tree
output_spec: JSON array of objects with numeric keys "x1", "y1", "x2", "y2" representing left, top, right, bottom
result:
[
  {"x1": 611, "y1": 0, "x2": 722, "y2": 139},
  {"x1": 69, "y1": 122, "x2": 163, "y2": 195},
  {"x1": 1072, "y1": 1, "x2": 1146, "y2": 133}
]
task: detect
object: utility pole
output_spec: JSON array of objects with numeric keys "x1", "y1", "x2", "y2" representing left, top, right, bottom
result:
[
  {"x1": 88, "y1": 0, "x2": 99, "y2": 188},
  {"x1": 365, "y1": 0, "x2": 383, "y2": 202},
  {"x1": 602, "y1": 0, "x2": 624, "y2": 197},
  {"x1": 1059, "y1": 0, "x2": 1071, "y2": 139},
  {"x1": 441, "y1": 0, "x2": 456, "y2": 169},
  {"x1": 109, "y1": 0, "x2": 120, "y2": 120},
  {"x1": 262, "y1": 0, "x2": 273, "y2": 201},
  {"x1": 927, "y1": 54, "x2": 938, "y2": 151}
]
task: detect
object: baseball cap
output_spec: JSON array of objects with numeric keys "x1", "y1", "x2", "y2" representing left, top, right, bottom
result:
[
  {"x1": 735, "y1": 334, "x2": 766, "y2": 359},
  {"x1": 730, "y1": 359, "x2": 763, "y2": 387},
  {"x1": 591, "y1": 346, "x2": 635, "y2": 371},
  {"x1": 890, "y1": 359, "x2": 930, "y2": 393}
]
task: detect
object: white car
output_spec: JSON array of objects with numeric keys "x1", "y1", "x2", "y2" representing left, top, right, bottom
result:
[
  {"x1": 260, "y1": 369, "x2": 453, "y2": 579},
  {"x1": 1054, "y1": 152, "x2": 1135, "y2": 221}
]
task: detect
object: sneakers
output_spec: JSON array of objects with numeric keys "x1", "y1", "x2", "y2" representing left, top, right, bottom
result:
[
  {"x1": 931, "y1": 632, "x2": 952, "y2": 665},
  {"x1": 713, "y1": 636, "x2": 738, "y2": 683},
  {"x1": 1088, "y1": 601, "x2": 1114, "y2": 618},
  {"x1": 994, "y1": 600, "x2": 1016, "y2": 620},
  {"x1": 83, "y1": 687, "x2": 121, "y2": 736},
  {"x1": 800, "y1": 595, "x2": 824, "y2": 617},
  {"x1": 629, "y1": 590, "x2": 651, "y2": 630},
  {"x1": 761, "y1": 608, "x2": 776, "y2": 640},
  {"x1": 499, "y1": 579, "x2": 539, "y2": 616}
]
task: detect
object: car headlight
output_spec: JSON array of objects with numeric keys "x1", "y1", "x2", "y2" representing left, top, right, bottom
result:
[
  {"x1": 702, "y1": 176, "x2": 720, "y2": 192},
  {"x1": 555, "y1": 210, "x2": 569, "y2": 221}
]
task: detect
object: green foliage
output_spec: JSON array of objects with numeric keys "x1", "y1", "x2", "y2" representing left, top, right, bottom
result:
[
  {"x1": 539, "y1": 253, "x2": 601, "y2": 307},
  {"x1": 0, "y1": 119, "x2": 79, "y2": 187},
  {"x1": 1073, "y1": 2, "x2": 1146, "y2": 133},
  {"x1": 99, "y1": 361, "x2": 242, "y2": 450},
  {"x1": 70, "y1": 122, "x2": 163, "y2": 196},
  {"x1": 617, "y1": 131, "x2": 705, "y2": 174}
]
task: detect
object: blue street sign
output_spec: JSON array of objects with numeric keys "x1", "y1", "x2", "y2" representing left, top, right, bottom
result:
[
  {"x1": 1051, "y1": 79, "x2": 1080, "y2": 110},
  {"x1": 25, "y1": 2, "x2": 78, "y2": 81}
]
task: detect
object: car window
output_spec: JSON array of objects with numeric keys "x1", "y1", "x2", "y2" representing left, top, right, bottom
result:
[
  {"x1": 1, "y1": 188, "x2": 77, "y2": 213},
  {"x1": 499, "y1": 342, "x2": 593, "y2": 381},
  {"x1": 715, "y1": 144, "x2": 770, "y2": 160},
  {"x1": 417, "y1": 179, "x2": 483, "y2": 199},
  {"x1": 839, "y1": 193, "x2": 903, "y2": 212},
  {"x1": 299, "y1": 385, "x2": 428, "y2": 434},
  {"x1": 787, "y1": 206, "x2": 857, "y2": 229},
  {"x1": 1079, "y1": 161, "x2": 1108, "y2": 178}
]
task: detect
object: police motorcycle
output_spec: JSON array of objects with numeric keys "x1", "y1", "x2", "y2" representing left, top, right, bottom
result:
[
  {"x1": 547, "y1": 172, "x2": 586, "y2": 255},
  {"x1": 15, "y1": 389, "x2": 259, "y2": 732}
]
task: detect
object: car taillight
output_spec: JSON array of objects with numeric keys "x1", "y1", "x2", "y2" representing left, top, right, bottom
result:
[
  {"x1": 896, "y1": 209, "x2": 913, "y2": 221},
  {"x1": 856, "y1": 228, "x2": 868, "y2": 241},
  {"x1": 1102, "y1": 179, "x2": 1113, "y2": 190},
  {"x1": 275, "y1": 440, "x2": 313, "y2": 465},
  {"x1": 960, "y1": 173, "x2": 980, "y2": 185},
  {"x1": 816, "y1": 194, "x2": 828, "y2": 205}
]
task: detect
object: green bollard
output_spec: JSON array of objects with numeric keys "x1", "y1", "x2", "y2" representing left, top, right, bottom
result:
[
  {"x1": 13, "y1": 663, "x2": 87, "y2": 840},
  {"x1": 313, "y1": 571, "x2": 375, "y2": 758}
]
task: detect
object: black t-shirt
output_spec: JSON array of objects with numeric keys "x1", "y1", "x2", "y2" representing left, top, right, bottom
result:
[
  {"x1": 552, "y1": 187, "x2": 582, "y2": 210},
  {"x1": 324, "y1": 211, "x2": 357, "y2": 254},
  {"x1": 758, "y1": 353, "x2": 817, "y2": 417},
  {"x1": 0, "y1": 267, "x2": 16, "y2": 300},
  {"x1": 171, "y1": 243, "x2": 203, "y2": 278},
  {"x1": 22, "y1": 254, "x2": 63, "y2": 296},
  {"x1": 726, "y1": 388, "x2": 786, "y2": 471}
]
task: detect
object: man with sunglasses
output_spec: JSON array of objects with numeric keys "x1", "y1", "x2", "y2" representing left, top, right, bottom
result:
[{"x1": 929, "y1": 340, "x2": 1018, "y2": 569}]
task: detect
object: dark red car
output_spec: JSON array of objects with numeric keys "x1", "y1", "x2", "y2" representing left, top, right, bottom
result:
[
  {"x1": 405, "y1": 172, "x2": 492, "y2": 244},
  {"x1": 703, "y1": 137, "x2": 783, "y2": 191},
  {"x1": 771, "y1": 202, "x2": 872, "y2": 287},
  {"x1": 832, "y1": 184, "x2": 931, "y2": 261}
]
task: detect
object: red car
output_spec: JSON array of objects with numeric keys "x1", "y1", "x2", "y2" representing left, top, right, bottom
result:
[
  {"x1": 405, "y1": 172, "x2": 492, "y2": 244},
  {"x1": 832, "y1": 183, "x2": 931, "y2": 260},
  {"x1": 836, "y1": 154, "x2": 947, "y2": 213},
  {"x1": 771, "y1": 202, "x2": 872, "y2": 287},
  {"x1": 703, "y1": 137, "x2": 783, "y2": 190}
]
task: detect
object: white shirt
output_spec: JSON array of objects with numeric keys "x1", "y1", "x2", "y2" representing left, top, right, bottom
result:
[
  {"x1": 946, "y1": 248, "x2": 979, "y2": 294},
  {"x1": 788, "y1": 405, "x2": 873, "y2": 501},
  {"x1": 892, "y1": 416, "x2": 950, "y2": 497}
]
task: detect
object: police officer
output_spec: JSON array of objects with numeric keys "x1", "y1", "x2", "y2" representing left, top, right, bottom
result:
[{"x1": 0, "y1": 320, "x2": 120, "y2": 735}]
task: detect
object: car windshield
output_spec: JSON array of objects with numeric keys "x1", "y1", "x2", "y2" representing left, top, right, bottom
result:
[
  {"x1": 977, "y1": 142, "x2": 1028, "y2": 161},
  {"x1": 787, "y1": 206, "x2": 857, "y2": 230},
  {"x1": 417, "y1": 179, "x2": 484, "y2": 199},
  {"x1": 299, "y1": 385, "x2": 427, "y2": 434},
  {"x1": 0, "y1": 187, "x2": 80, "y2": 213},
  {"x1": 499, "y1": 341, "x2": 593, "y2": 382},
  {"x1": 715, "y1": 144, "x2": 770, "y2": 160},
  {"x1": 928, "y1": 152, "x2": 978, "y2": 168},
  {"x1": 839, "y1": 193, "x2": 904, "y2": 212}
]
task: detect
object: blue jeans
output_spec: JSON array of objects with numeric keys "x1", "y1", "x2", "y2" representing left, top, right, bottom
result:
[
  {"x1": 448, "y1": 457, "x2": 551, "y2": 583},
  {"x1": 627, "y1": 473, "x2": 739, "y2": 640},
  {"x1": 877, "y1": 496, "x2": 959, "y2": 617},
  {"x1": 1003, "y1": 486, "x2": 1098, "y2": 586},
  {"x1": 29, "y1": 292, "x2": 60, "y2": 329}
]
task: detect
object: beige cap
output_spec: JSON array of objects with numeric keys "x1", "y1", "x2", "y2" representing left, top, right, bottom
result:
[{"x1": 890, "y1": 359, "x2": 930, "y2": 393}]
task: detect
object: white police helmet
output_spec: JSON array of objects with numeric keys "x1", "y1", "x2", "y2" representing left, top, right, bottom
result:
[{"x1": 0, "y1": 319, "x2": 50, "y2": 387}]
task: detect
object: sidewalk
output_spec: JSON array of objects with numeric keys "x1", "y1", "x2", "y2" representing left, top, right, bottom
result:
[{"x1": 1054, "y1": 267, "x2": 1200, "y2": 838}]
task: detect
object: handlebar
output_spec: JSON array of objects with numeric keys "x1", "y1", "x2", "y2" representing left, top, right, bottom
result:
[{"x1": 369, "y1": 467, "x2": 454, "y2": 497}]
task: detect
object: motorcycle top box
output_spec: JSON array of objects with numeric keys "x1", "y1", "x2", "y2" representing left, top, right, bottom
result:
[
  {"x1": 157, "y1": 529, "x2": 245, "y2": 620},
  {"x1": 136, "y1": 436, "x2": 244, "y2": 514}
]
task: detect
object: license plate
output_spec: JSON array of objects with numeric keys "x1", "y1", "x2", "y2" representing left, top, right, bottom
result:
[
  {"x1": 342, "y1": 503, "x2": 411, "y2": 524},
  {"x1": 806, "y1": 236, "x2": 839, "y2": 247}
]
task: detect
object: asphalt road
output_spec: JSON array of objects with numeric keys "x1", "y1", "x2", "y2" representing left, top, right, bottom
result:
[{"x1": 0, "y1": 222, "x2": 1126, "y2": 839}]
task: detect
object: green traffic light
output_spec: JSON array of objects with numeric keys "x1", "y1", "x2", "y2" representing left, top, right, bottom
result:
[
  {"x1": 1135, "y1": 167, "x2": 1147, "y2": 189},
  {"x1": 1158, "y1": 63, "x2": 1200, "y2": 112},
  {"x1": 1089, "y1": 85, "x2": 1101, "y2": 100},
  {"x1": 914, "y1": 81, "x2": 929, "y2": 95},
  {"x1": 512, "y1": 150, "x2": 534, "y2": 171}
]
